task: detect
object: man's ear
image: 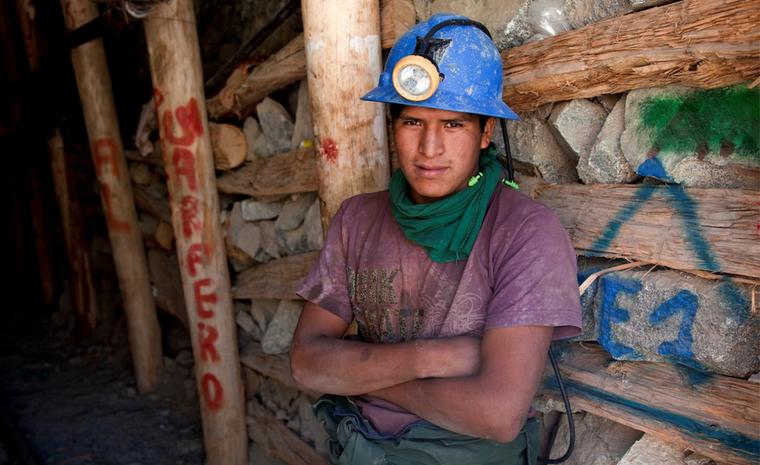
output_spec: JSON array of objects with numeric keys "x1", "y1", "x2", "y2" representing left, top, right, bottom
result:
[{"x1": 480, "y1": 117, "x2": 497, "y2": 149}]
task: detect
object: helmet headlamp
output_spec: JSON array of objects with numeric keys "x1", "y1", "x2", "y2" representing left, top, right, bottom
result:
[{"x1": 392, "y1": 55, "x2": 440, "y2": 101}]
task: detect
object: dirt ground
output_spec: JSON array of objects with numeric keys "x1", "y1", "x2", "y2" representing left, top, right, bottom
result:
[{"x1": 0, "y1": 304, "x2": 206, "y2": 465}]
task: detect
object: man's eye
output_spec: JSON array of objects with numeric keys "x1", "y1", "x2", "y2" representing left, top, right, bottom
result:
[
  {"x1": 402, "y1": 119, "x2": 420, "y2": 126},
  {"x1": 444, "y1": 122, "x2": 463, "y2": 128}
]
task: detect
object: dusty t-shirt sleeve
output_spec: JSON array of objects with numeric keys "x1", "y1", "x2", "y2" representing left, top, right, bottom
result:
[
  {"x1": 295, "y1": 201, "x2": 354, "y2": 324},
  {"x1": 486, "y1": 206, "x2": 582, "y2": 340}
]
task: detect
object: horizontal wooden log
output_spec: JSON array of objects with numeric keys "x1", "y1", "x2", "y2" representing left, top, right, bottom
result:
[
  {"x1": 247, "y1": 398, "x2": 330, "y2": 465},
  {"x1": 528, "y1": 181, "x2": 760, "y2": 279},
  {"x1": 540, "y1": 343, "x2": 759, "y2": 465},
  {"x1": 233, "y1": 252, "x2": 318, "y2": 300},
  {"x1": 503, "y1": 0, "x2": 760, "y2": 112},
  {"x1": 216, "y1": 148, "x2": 318, "y2": 197},
  {"x1": 208, "y1": 0, "x2": 413, "y2": 120},
  {"x1": 240, "y1": 342, "x2": 318, "y2": 399}
]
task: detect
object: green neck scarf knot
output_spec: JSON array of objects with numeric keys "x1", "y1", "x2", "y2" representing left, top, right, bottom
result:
[{"x1": 389, "y1": 145, "x2": 503, "y2": 263}]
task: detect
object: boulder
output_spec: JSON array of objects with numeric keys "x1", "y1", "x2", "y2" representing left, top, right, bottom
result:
[
  {"x1": 577, "y1": 95, "x2": 637, "y2": 184},
  {"x1": 617, "y1": 434, "x2": 686, "y2": 465},
  {"x1": 250, "y1": 298, "x2": 280, "y2": 335},
  {"x1": 549, "y1": 411, "x2": 642, "y2": 465},
  {"x1": 242, "y1": 117, "x2": 261, "y2": 162},
  {"x1": 275, "y1": 192, "x2": 318, "y2": 231},
  {"x1": 549, "y1": 99, "x2": 607, "y2": 160},
  {"x1": 256, "y1": 97, "x2": 294, "y2": 155},
  {"x1": 620, "y1": 85, "x2": 760, "y2": 188},
  {"x1": 578, "y1": 261, "x2": 759, "y2": 377},
  {"x1": 261, "y1": 300, "x2": 303, "y2": 354},
  {"x1": 506, "y1": 111, "x2": 579, "y2": 183},
  {"x1": 232, "y1": 222, "x2": 261, "y2": 259},
  {"x1": 258, "y1": 220, "x2": 281, "y2": 260},
  {"x1": 291, "y1": 80, "x2": 314, "y2": 149},
  {"x1": 241, "y1": 199, "x2": 283, "y2": 221},
  {"x1": 279, "y1": 198, "x2": 323, "y2": 255}
]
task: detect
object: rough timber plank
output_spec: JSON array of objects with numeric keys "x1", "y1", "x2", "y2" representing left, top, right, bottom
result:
[
  {"x1": 529, "y1": 182, "x2": 760, "y2": 279},
  {"x1": 216, "y1": 148, "x2": 317, "y2": 197},
  {"x1": 503, "y1": 0, "x2": 760, "y2": 112},
  {"x1": 233, "y1": 252, "x2": 319, "y2": 300},
  {"x1": 247, "y1": 398, "x2": 330, "y2": 465},
  {"x1": 540, "y1": 344, "x2": 759, "y2": 465}
]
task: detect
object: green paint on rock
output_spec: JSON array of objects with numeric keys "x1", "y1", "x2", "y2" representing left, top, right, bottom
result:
[{"x1": 638, "y1": 85, "x2": 760, "y2": 160}]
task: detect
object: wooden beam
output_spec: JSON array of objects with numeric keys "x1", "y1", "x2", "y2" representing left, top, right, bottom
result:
[
  {"x1": 240, "y1": 342, "x2": 318, "y2": 399},
  {"x1": 247, "y1": 398, "x2": 330, "y2": 465},
  {"x1": 541, "y1": 344, "x2": 759, "y2": 465},
  {"x1": 303, "y1": 0, "x2": 391, "y2": 227},
  {"x1": 48, "y1": 129, "x2": 99, "y2": 329},
  {"x1": 207, "y1": 34, "x2": 306, "y2": 120},
  {"x1": 216, "y1": 147, "x2": 318, "y2": 197},
  {"x1": 526, "y1": 180, "x2": 760, "y2": 279},
  {"x1": 61, "y1": 0, "x2": 162, "y2": 393},
  {"x1": 233, "y1": 252, "x2": 318, "y2": 300},
  {"x1": 380, "y1": 0, "x2": 415, "y2": 49},
  {"x1": 208, "y1": 0, "x2": 413, "y2": 120},
  {"x1": 144, "y1": 0, "x2": 247, "y2": 463},
  {"x1": 503, "y1": 0, "x2": 760, "y2": 112},
  {"x1": 209, "y1": 122, "x2": 247, "y2": 170}
]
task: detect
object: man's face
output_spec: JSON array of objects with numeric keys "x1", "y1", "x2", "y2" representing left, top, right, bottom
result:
[{"x1": 393, "y1": 106, "x2": 495, "y2": 204}]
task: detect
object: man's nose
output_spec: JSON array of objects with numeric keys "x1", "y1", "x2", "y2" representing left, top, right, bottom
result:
[{"x1": 419, "y1": 125, "x2": 444, "y2": 158}]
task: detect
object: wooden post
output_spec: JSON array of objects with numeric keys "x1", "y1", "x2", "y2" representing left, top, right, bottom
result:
[
  {"x1": 48, "y1": 129, "x2": 99, "y2": 328},
  {"x1": 302, "y1": 0, "x2": 390, "y2": 227},
  {"x1": 61, "y1": 0, "x2": 162, "y2": 392},
  {"x1": 143, "y1": 1, "x2": 247, "y2": 464}
]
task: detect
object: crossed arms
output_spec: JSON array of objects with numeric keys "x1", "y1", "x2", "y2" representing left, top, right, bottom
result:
[{"x1": 290, "y1": 301, "x2": 553, "y2": 443}]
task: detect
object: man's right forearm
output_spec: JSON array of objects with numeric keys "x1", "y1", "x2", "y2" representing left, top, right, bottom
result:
[{"x1": 290, "y1": 332, "x2": 480, "y2": 395}]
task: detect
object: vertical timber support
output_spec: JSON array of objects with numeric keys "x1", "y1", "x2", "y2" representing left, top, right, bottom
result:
[
  {"x1": 60, "y1": 0, "x2": 162, "y2": 392},
  {"x1": 143, "y1": 1, "x2": 247, "y2": 464},
  {"x1": 48, "y1": 130, "x2": 99, "y2": 328},
  {"x1": 302, "y1": 0, "x2": 390, "y2": 226}
]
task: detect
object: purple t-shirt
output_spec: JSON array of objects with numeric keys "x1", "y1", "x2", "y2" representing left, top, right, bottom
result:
[{"x1": 297, "y1": 184, "x2": 582, "y2": 435}]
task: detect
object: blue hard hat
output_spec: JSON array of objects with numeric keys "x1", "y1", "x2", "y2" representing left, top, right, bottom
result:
[{"x1": 361, "y1": 13, "x2": 519, "y2": 120}]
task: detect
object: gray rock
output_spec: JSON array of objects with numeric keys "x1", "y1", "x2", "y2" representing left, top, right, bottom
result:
[
  {"x1": 280, "y1": 198, "x2": 323, "y2": 255},
  {"x1": 235, "y1": 305, "x2": 260, "y2": 339},
  {"x1": 253, "y1": 132, "x2": 279, "y2": 159},
  {"x1": 275, "y1": 192, "x2": 318, "y2": 231},
  {"x1": 549, "y1": 99, "x2": 607, "y2": 159},
  {"x1": 563, "y1": 0, "x2": 633, "y2": 29},
  {"x1": 261, "y1": 300, "x2": 303, "y2": 354},
  {"x1": 578, "y1": 262, "x2": 759, "y2": 377},
  {"x1": 232, "y1": 222, "x2": 261, "y2": 259},
  {"x1": 129, "y1": 162, "x2": 155, "y2": 186},
  {"x1": 259, "y1": 376, "x2": 300, "y2": 415},
  {"x1": 144, "y1": 179, "x2": 167, "y2": 199},
  {"x1": 428, "y1": 0, "x2": 533, "y2": 49},
  {"x1": 256, "y1": 97, "x2": 294, "y2": 155},
  {"x1": 291, "y1": 80, "x2": 314, "y2": 149},
  {"x1": 578, "y1": 95, "x2": 637, "y2": 184},
  {"x1": 506, "y1": 112, "x2": 579, "y2": 183},
  {"x1": 259, "y1": 220, "x2": 281, "y2": 259},
  {"x1": 629, "y1": 0, "x2": 678, "y2": 11},
  {"x1": 229, "y1": 202, "x2": 245, "y2": 236},
  {"x1": 241, "y1": 199, "x2": 283, "y2": 221},
  {"x1": 549, "y1": 412, "x2": 642, "y2": 465},
  {"x1": 242, "y1": 117, "x2": 261, "y2": 161},
  {"x1": 617, "y1": 434, "x2": 684, "y2": 465},
  {"x1": 297, "y1": 395, "x2": 329, "y2": 454},
  {"x1": 620, "y1": 86, "x2": 760, "y2": 188},
  {"x1": 250, "y1": 298, "x2": 280, "y2": 335}
]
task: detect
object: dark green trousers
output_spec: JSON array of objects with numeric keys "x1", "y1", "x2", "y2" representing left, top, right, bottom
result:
[{"x1": 314, "y1": 395, "x2": 539, "y2": 465}]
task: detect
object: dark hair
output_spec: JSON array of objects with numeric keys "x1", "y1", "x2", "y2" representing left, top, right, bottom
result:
[{"x1": 389, "y1": 104, "x2": 489, "y2": 132}]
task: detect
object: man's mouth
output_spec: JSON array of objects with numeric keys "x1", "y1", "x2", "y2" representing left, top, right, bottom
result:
[{"x1": 415, "y1": 165, "x2": 448, "y2": 177}]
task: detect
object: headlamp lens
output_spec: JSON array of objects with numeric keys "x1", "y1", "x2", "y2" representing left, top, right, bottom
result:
[{"x1": 397, "y1": 64, "x2": 432, "y2": 96}]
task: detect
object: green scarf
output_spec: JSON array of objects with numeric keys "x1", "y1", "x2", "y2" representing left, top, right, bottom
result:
[{"x1": 389, "y1": 145, "x2": 502, "y2": 263}]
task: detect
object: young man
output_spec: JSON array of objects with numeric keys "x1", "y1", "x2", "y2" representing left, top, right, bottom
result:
[{"x1": 290, "y1": 14, "x2": 582, "y2": 465}]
